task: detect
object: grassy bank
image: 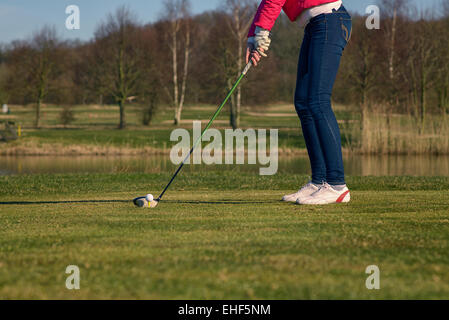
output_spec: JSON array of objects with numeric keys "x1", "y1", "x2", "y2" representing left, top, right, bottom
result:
[
  {"x1": 1, "y1": 173, "x2": 449, "y2": 299},
  {"x1": 1, "y1": 104, "x2": 448, "y2": 155},
  {"x1": 344, "y1": 108, "x2": 449, "y2": 155}
]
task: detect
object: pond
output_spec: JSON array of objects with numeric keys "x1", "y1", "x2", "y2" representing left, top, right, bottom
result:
[{"x1": 1, "y1": 155, "x2": 449, "y2": 176}]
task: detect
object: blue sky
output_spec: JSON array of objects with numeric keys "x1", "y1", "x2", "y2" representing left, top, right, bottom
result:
[{"x1": 0, "y1": 0, "x2": 443, "y2": 44}]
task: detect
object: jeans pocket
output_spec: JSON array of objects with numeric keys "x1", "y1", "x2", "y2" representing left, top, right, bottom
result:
[{"x1": 340, "y1": 18, "x2": 352, "y2": 45}]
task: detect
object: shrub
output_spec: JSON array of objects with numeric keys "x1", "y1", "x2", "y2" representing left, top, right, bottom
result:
[{"x1": 60, "y1": 106, "x2": 75, "y2": 127}]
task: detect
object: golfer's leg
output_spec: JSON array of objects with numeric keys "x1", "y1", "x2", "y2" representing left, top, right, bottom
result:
[
  {"x1": 307, "y1": 18, "x2": 346, "y2": 186},
  {"x1": 294, "y1": 30, "x2": 326, "y2": 185}
]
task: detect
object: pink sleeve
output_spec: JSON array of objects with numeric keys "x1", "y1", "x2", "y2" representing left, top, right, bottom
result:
[{"x1": 248, "y1": 0, "x2": 287, "y2": 37}]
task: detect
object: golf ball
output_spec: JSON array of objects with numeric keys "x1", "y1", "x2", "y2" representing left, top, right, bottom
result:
[{"x1": 146, "y1": 194, "x2": 154, "y2": 202}]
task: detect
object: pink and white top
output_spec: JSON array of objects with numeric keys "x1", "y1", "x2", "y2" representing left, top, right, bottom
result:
[{"x1": 248, "y1": 0, "x2": 343, "y2": 37}]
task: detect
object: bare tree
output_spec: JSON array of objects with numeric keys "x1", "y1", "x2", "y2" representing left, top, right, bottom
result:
[
  {"x1": 346, "y1": 17, "x2": 379, "y2": 112},
  {"x1": 435, "y1": 29, "x2": 449, "y2": 120},
  {"x1": 205, "y1": 13, "x2": 239, "y2": 111},
  {"x1": 32, "y1": 28, "x2": 57, "y2": 128},
  {"x1": 443, "y1": 0, "x2": 449, "y2": 16},
  {"x1": 437, "y1": 0, "x2": 449, "y2": 119},
  {"x1": 139, "y1": 26, "x2": 161, "y2": 126},
  {"x1": 379, "y1": 0, "x2": 410, "y2": 82},
  {"x1": 224, "y1": 0, "x2": 256, "y2": 129},
  {"x1": 407, "y1": 12, "x2": 439, "y2": 133},
  {"x1": 163, "y1": 0, "x2": 191, "y2": 125},
  {"x1": 0, "y1": 46, "x2": 8, "y2": 106},
  {"x1": 4, "y1": 27, "x2": 63, "y2": 128},
  {"x1": 93, "y1": 6, "x2": 142, "y2": 129}
]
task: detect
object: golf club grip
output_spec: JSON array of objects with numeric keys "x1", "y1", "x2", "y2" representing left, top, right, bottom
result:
[
  {"x1": 242, "y1": 61, "x2": 253, "y2": 76},
  {"x1": 157, "y1": 62, "x2": 253, "y2": 201}
]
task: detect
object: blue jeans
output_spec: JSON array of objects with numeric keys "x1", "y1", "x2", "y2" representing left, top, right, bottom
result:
[{"x1": 294, "y1": 5, "x2": 352, "y2": 185}]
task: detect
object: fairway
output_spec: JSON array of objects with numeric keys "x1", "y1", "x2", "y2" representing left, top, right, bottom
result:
[{"x1": 1, "y1": 173, "x2": 449, "y2": 299}]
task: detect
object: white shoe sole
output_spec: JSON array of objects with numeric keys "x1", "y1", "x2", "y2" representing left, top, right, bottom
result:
[
  {"x1": 282, "y1": 185, "x2": 320, "y2": 203},
  {"x1": 298, "y1": 191, "x2": 351, "y2": 205},
  {"x1": 283, "y1": 194, "x2": 319, "y2": 203}
]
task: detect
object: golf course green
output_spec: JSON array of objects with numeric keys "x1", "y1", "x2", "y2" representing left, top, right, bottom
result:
[{"x1": 1, "y1": 173, "x2": 448, "y2": 299}]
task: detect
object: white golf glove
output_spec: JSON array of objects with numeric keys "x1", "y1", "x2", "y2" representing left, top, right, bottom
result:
[{"x1": 248, "y1": 27, "x2": 271, "y2": 57}]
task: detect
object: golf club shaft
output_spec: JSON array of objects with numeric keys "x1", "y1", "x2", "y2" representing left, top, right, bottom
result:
[{"x1": 157, "y1": 61, "x2": 253, "y2": 201}]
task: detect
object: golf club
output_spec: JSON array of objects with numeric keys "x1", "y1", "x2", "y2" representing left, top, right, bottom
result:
[{"x1": 133, "y1": 61, "x2": 253, "y2": 208}]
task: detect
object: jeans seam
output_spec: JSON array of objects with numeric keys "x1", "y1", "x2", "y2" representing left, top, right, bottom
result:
[
  {"x1": 325, "y1": 16, "x2": 328, "y2": 41},
  {"x1": 317, "y1": 36, "x2": 342, "y2": 183}
]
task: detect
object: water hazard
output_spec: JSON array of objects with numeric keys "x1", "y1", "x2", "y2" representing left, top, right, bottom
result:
[{"x1": 1, "y1": 155, "x2": 448, "y2": 176}]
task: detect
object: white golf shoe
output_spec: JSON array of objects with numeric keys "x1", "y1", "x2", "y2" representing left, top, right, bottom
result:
[
  {"x1": 282, "y1": 182, "x2": 320, "y2": 203},
  {"x1": 297, "y1": 183, "x2": 350, "y2": 205}
]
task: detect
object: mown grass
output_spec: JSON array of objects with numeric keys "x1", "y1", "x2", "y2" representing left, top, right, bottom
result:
[{"x1": 1, "y1": 173, "x2": 449, "y2": 299}]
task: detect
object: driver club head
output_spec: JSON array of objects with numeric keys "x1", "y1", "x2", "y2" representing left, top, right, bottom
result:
[{"x1": 133, "y1": 197, "x2": 160, "y2": 208}]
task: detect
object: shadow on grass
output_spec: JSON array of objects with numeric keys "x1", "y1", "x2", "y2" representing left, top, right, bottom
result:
[
  {"x1": 0, "y1": 200, "x2": 130, "y2": 205},
  {"x1": 0, "y1": 200, "x2": 278, "y2": 206}
]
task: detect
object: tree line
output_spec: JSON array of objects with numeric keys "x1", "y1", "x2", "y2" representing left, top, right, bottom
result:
[{"x1": 0, "y1": 0, "x2": 448, "y2": 130}]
